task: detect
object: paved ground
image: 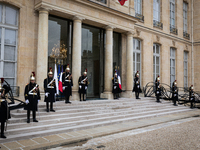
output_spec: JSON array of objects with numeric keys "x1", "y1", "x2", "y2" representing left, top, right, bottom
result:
[{"x1": 58, "y1": 117, "x2": 200, "y2": 150}]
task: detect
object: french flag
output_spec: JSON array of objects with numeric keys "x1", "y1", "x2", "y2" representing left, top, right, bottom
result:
[
  {"x1": 117, "y1": 70, "x2": 122, "y2": 90},
  {"x1": 118, "y1": 0, "x2": 127, "y2": 6},
  {"x1": 58, "y1": 65, "x2": 63, "y2": 93}
]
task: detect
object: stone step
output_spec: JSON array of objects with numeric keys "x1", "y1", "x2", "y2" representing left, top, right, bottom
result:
[
  {"x1": 8, "y1": 102, "x2": 175, "y2": 124},
  {"x1": 14, "y1": 99, "x2": 156, "y2": 113},
  {"x1": 7, "y1": 104, "x2": 178, "y2": 129},
  {"x1": 6, "y1": 106, "x2": 191, "y2": 135},
  {"x1": 1, "y1": 108, "x2": 192, "y2": 143}
]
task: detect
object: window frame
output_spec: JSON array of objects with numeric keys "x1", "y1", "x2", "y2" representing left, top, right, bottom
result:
[
  {"x1": 133, "y1": 38, "x2": 142, "y2": 84},
  {"x1": 183, "y1": 51, "x2": 188, "y2": 88},
  {"x1": 183, "y1": 2, "x2": 188, "y2": 32},
  {"x1": 153, "y1": 0, "x2": 161, "y2": 22},
  {"x1": 134, "y1": 0, "x2": 142, "y2": 15},
  {"x1": 153, "y1": 43, "x2": 160, "y2": 81},
  {"x1": 170, "y1": 47, "x2": 176, "y2": 86},
  {"x1": 0, "y1": 4, "x2": 18, "y2": 86},
  {"x1": 170, "y1": 0, "x2": 176, "y2": 28}
]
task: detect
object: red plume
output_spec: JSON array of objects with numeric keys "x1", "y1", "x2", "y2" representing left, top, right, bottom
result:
[
  {"x1": 1, "y1": 78, "x2": 4, "y2": 83},
  {"x1": 85, "y1": 68, "x2": 87, "y2": 72},
  {"x1": 32, "y1": 72, "x2": 35, "y2": 77}
]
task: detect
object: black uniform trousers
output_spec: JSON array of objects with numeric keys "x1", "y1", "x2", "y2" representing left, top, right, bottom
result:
[
  {"x1": 79, "y1": 93, "x2": 85, "y2": 101},
  {"x1": 27, "y1": 110, "x2": 36, "y2": 120},
  {"x1": 46, "y1": 102, "x2": 53, "y2": 110},
  {"x1": 1, "y1": 121, "x2": 5, "y2": 135}
]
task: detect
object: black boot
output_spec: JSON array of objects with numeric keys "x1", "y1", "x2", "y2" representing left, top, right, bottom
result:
[
  {"x1": 83, "y1": 94, "x2": 86, "y2": 101},
  {"x1": 1, "y1": 122, "x2": 6, "y2": 138},
  {"x1": 33, "y1": 111, "x2": 38, "y2": 122},
  {"x1": 50, "y1": 102, "x2": 55, "y2": 112},
  {"x1": 46, "y1": 102, "x2": 49, "y2": 112},
  {"x1": 80, "y1": 94, "x2": 82, "y2": 101},
  {"x1": 27, "y1": 110, "x2": 30, "y2": 123}
]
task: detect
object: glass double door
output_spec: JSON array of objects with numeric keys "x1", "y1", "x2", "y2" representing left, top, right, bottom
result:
[{"x1": 81, "y1": 25, "x2": 104, "y2": 98}]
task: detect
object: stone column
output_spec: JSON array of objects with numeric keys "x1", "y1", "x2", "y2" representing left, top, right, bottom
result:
[
  {"x1": 72, "y1": 16, "x2": 84, "y2": 101},
  {"x1": 125, "y1": 31, "x2": 134, "y2": 98},
  {"x1": 101, "y1": 25, "x2": 114, "y2": 99},
  {"x1": 36, "y1": 8, "x2": 49, "y2": 92}
]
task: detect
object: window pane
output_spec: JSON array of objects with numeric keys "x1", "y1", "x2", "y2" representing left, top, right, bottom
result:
[
  {"x1": 156, "y1": 45, "x2": 159, "y2": 54},
  {"x1": 5, "y1": 6, "x2": 17, "y2": 26},
  {"x1": 5, "y1": 29, "x2": 16, "y2": 45},
  {"x1": 156, "y1": 66, "x2": 159, "y2": 74},
  {"x1": 137, "y1": 53, "x2": 140, "y2": 62},
  {"x1": 4, "y1": 46, "x2": 15, "y2": 61},
  {"x1": 133, "y1": 39, "x2": 135, "y2": 49},
  {"x1": 4, "y1": 78, "x2": 14, "y2": 86},
  {"x1": 156, "y1": 57, "x2": 159, "y2": 65},
  {"x1": 3, "y1": 62, "x2": 15, "y2": 77},
  {"x1": 153, "y1": 45, "x2": 155, "y2": 53},
  {"x1": 133, "y1": 53, "x2": 135, "y2": 61},
  {"x1": 137, "y1": 63, "x2": 140, "y2": 72}
]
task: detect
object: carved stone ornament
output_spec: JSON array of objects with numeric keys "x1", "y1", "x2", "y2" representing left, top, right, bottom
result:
[{"x1": 172, "y1": 40, "x2": 176, "y2": 47}]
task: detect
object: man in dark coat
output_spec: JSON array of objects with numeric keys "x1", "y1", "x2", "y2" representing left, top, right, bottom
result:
[
  {"x1": 62, "y1": 65, "x2": 73, "y2": 104},
  {"x1": 78, "y1": 69, "x2": 88, "y2": 101},
  {"x1": 132, "y1": 71, "x2": 142, "y2": 99},
  {"x1": 44, "y1": 68, "x2": 56, "y2": 112},
  {"x1": 189, "y1": 85, "x2": 195, "y2": 109},
  {"x1": 155, "y1": 75, "x2": 161, "y2": 103},
  {"x1": 0, "y1": 78, "x2": 11, "y2": 138},
  {"x1": 172, "y1": 80, "x2": 178, "y2": 106},
  {"x1": 24, "y1": 72, "x2": 41, "y2": 123},
  {"x1": 112, "y1": 71, "x2": 121, "y2": 99}
]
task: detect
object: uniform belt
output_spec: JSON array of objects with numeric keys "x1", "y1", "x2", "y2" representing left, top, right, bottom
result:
[
  {"x1": 47, "y1": 85, "x2": 54, "y2": 89},
  {"x1": 28, "y1": 93, "x2": 37, "y2": 95},
  {"x1": 0, "y1": 99, "x2": 5, "y2": 102},
  {"x1": 65, "y1": 80, "x2": 71, "y2": 82}
]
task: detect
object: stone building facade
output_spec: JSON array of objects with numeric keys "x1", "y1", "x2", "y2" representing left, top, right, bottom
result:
[{"x1": 0, "y1": 0, "x2": 199, "y2": 100}]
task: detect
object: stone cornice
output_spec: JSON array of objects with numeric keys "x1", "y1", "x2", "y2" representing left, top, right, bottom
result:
[
  {"x1": 34, "y1": 1, "x2": 136, "y2": 32},
  {"x1": 68, "y1": 0, "x2": 138, "y2": 24},
  {"x1": 135, "y1": 24, "x2": 192, "y2": 45}
]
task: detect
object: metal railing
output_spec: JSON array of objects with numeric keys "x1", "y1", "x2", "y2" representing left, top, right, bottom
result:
[
  {"x1": 170, "y1": 26, "x2": 178, "y2": 35},
  {"x1": 183, "y1": 32, "x2": 190, "y2": 40},
  {"x1": 135, "y1": 13, "x2": 144, "y2": 21},
  {"x1": 153, "y1": 20, "x2": 163, "y2": 29}
]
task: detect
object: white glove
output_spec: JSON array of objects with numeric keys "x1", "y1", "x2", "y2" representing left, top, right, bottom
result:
[
  {"x1": 79, "y1": 85, "x2": 82, "y2": 89},
  {"x1": 45, "y1": 93, "x2": 49, "y2": 97},
  {"x1": 55, "y1": 93, "x2": 57, "y2": 96},
  {"x1": 38, "y1": 100, "x2": 40, "y2": 103},
  {"x1": 63, "y1": 87, "x2": 65, "y2": 90},
  {"x1": 26, "y1": 99, "x2": 29, "y2": 104},
  {"x1": 85, "y1": 86, "x2": 87, "y2": 90},
  {"x1": 137, "y1": 85, "x2": 140, "y2": 88},
  {"x1": 114, "y1": 86, "x2": 117, "y2": 89}
]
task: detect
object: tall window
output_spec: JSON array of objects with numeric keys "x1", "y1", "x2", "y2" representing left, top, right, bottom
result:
[
  {"x1": 0, "y1": 4, "x2": 18, "y2": 86},
  {"x1": 133, "y1": 39, "x2": 141, "y2": 80},
  {"x1": 183, "y1": 2, "x2": 188, "y2": 32},
  {"x1": 153, "y1": 44, "x2": 160, "y2": 81},
  {"x1": 184, "y1": 51, "x2": 188, "y2": 88},
  {"x1": 170, "y1": 0, "x2": 176, "y2": 27},
  {"x1": 134, "y1": 0, "x2": 142, "y2": 14},
  {"x1": 170, "y1": 48, "x2": 176, "y2": 86},
  {"x1": 153, "y1": 0, "x2": 160, "y2": 21}
]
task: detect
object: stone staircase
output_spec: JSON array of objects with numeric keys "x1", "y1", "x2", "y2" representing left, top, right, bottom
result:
[{"x1": 0, "y1": 97, "x2": 194, "y2": 143}]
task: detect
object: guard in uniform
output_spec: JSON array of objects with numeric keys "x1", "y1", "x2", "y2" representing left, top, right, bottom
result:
[
  {"x1": 44, "y1": 68, "x2": 56, "y2": 112},
  {"x1": 62, "y1": 65, "x2": 73, "y2": 104},
  {"x1": 0, "y1": 78, "x2": 11, "y2": 138},
  {"x1": 24, "y1": 72, "x2": 41, "y2": 123},
  {"x1": 189, "y1": 85, "x2": 195, "y2": 109},
  {"x1": 172, "y1": 80, "x2": 178, "y2": 106},
  {"x1": 132, "y1": 71, "x2": 142, "y2": 99},
  {"x1": 112, "y1": 71, "x2": 121, "y2": 99},
  {"x1": 155, "y1": 75, "x2": 161, "y2": 103},
  {"x1": 78, "y1": 69, "x2": 88, "y2": 101}
]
